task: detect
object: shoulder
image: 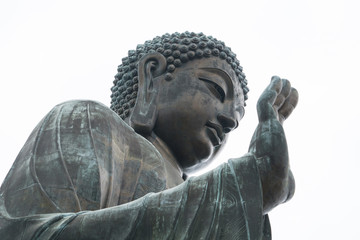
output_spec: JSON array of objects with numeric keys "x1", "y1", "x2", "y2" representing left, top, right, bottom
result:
[
  {"x1": 51, "y1": 100, "x2": 140, "y2": 145},
  {"x1": 1, "y1": 100, "x2": 167, "y2": 215},
  {"x1": 52, "y1": 99, "x2": 166, "y2": 174},
  {"x1": 51, "y1": 100, "x2": 168, "y2": 204}
]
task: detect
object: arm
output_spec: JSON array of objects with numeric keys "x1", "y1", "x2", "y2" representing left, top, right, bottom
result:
[
  {"x1": 248, "y1": 76, "x2": 298, "y2": 214},
  {"x1": 0, "y1": 157, "x2": 264, "y2": 240}
]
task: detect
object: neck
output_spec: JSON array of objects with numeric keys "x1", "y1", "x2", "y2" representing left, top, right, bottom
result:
[{"x1": 145, "y1": 132, "x2": 184, "y2": 187}]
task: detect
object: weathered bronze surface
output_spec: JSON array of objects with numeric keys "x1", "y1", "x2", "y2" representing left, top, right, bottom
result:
[{"x1": 0, "y1": 32, "x2": 298, "y2": 239}]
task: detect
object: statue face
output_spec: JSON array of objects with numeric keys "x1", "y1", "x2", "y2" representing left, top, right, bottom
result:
[{"x1": 153, "y1": 57, "x2": 245, "y2": 173}]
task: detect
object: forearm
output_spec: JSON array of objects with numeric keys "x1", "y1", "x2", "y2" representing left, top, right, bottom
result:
[
  {"x1": 55, "y1": 169, "x2": 221, "y2": 239},
  {"x1": 250, "y1": 119, "x2": 289, "y2": 175},
  {"x1": 57, "y1": 158, "x2": 264, "y2": 239},
  {"x1": 0, "y1": 156, "x2": 266, "y2": 239},
  {"x1": 249, "y1": 119, "x2": 294, "y2": 213}
]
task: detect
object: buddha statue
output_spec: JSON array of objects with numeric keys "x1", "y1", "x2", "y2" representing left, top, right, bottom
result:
[{"x1": 0, "y1": 32, "x2": 298, "y2": 239}]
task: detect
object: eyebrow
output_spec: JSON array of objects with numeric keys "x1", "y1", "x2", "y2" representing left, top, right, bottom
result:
[{"x1": 198, "y1": 68, "x2": 234, "y2": 97}]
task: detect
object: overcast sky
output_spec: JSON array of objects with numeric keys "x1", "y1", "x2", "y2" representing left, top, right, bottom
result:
[{"x1": 1, "y1": 0, "x2": 359, "y2": 239}]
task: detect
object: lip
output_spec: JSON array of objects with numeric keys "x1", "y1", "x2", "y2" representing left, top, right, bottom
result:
[{"x1": 205, "y1": 121, "x2": 225, "y2": 146}]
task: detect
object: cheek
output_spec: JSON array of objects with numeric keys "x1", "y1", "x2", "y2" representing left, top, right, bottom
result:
[
  {"x1": 171, "y1": 93, "x2": 210, "y2": 122},
  {"x1": 193, "y1": 92, "x2": 221, "y2": 115}
]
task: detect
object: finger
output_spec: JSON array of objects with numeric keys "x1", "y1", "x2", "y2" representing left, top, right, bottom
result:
[
  {"x1": 268, "y1": 76, "x2": 282, "y2": 95},
  {"x1": 257, "y1": 76, "x2": 282, "y2": 122},
  {"x1": 273, "y1": 79, "x2": 291, "y2": 110},
  {"x1": 278, "y1": 88, "x2": 299, "y2": 124},
  {"x1": 259, "y1": 76, "x2": 282, "y2": 105}
]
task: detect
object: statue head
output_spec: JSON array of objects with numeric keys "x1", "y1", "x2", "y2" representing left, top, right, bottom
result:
[{"x1": 110, "y1": 32, "x2": 249, "y2": 173}]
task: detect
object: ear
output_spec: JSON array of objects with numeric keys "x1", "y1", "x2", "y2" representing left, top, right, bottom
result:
[{"x1": 130, "y1": 52, "x2": 167, "y2": 136}]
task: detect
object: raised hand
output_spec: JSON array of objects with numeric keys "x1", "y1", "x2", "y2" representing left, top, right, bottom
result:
[
  {"x1": 249, "y1": 76, "x2": 298, "y2": 214},
  {"x1": 257, "y1": 76, "x2": 298, "y2": 125}
]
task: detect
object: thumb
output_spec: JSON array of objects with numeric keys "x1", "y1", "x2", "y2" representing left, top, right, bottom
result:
[{"x1": 257, "y1": 76, "x2": 282, "y2": 122}]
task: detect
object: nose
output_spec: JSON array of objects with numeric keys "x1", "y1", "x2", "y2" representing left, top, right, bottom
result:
[{"x1": 217, "y1": 113, "x2": 238, "y2": 133}]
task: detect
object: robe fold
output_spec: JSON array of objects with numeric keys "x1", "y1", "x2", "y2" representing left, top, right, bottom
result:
[{"x1": 0, "y1": 100, "x2": 271, "y2": 239}]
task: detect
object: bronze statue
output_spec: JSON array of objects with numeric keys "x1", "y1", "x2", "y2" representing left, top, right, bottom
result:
[{"x1": 0, "y1": 32, "x2": 298, "y2": 239}]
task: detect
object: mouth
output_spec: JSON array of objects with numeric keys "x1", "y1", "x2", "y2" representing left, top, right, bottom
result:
[{"x1": 205, "y1": 121, "x2": 225, "y2": 146}]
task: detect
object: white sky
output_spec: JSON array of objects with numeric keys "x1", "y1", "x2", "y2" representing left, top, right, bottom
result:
[{"x1": 1, "y1": 0, "x2": 359, "y2": 239}]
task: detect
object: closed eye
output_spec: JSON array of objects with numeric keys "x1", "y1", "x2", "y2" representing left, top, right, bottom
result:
[{"x1": 199, "y1": 77, "x2": 225, "y2": 102}]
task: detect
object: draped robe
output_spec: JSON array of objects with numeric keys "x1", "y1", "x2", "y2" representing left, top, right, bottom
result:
[{"x1": 0, "y1": 100, "x2": 271, "y2": 239}]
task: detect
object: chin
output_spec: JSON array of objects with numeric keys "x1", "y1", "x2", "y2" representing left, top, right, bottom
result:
[{"x1": 180, "y1": 138, "x2": 214, "y2": 174}]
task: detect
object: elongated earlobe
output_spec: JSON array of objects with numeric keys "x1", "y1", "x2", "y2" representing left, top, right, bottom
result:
[{"x1": 130, "y1": 53, "x2": 167, "y2": 136}]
